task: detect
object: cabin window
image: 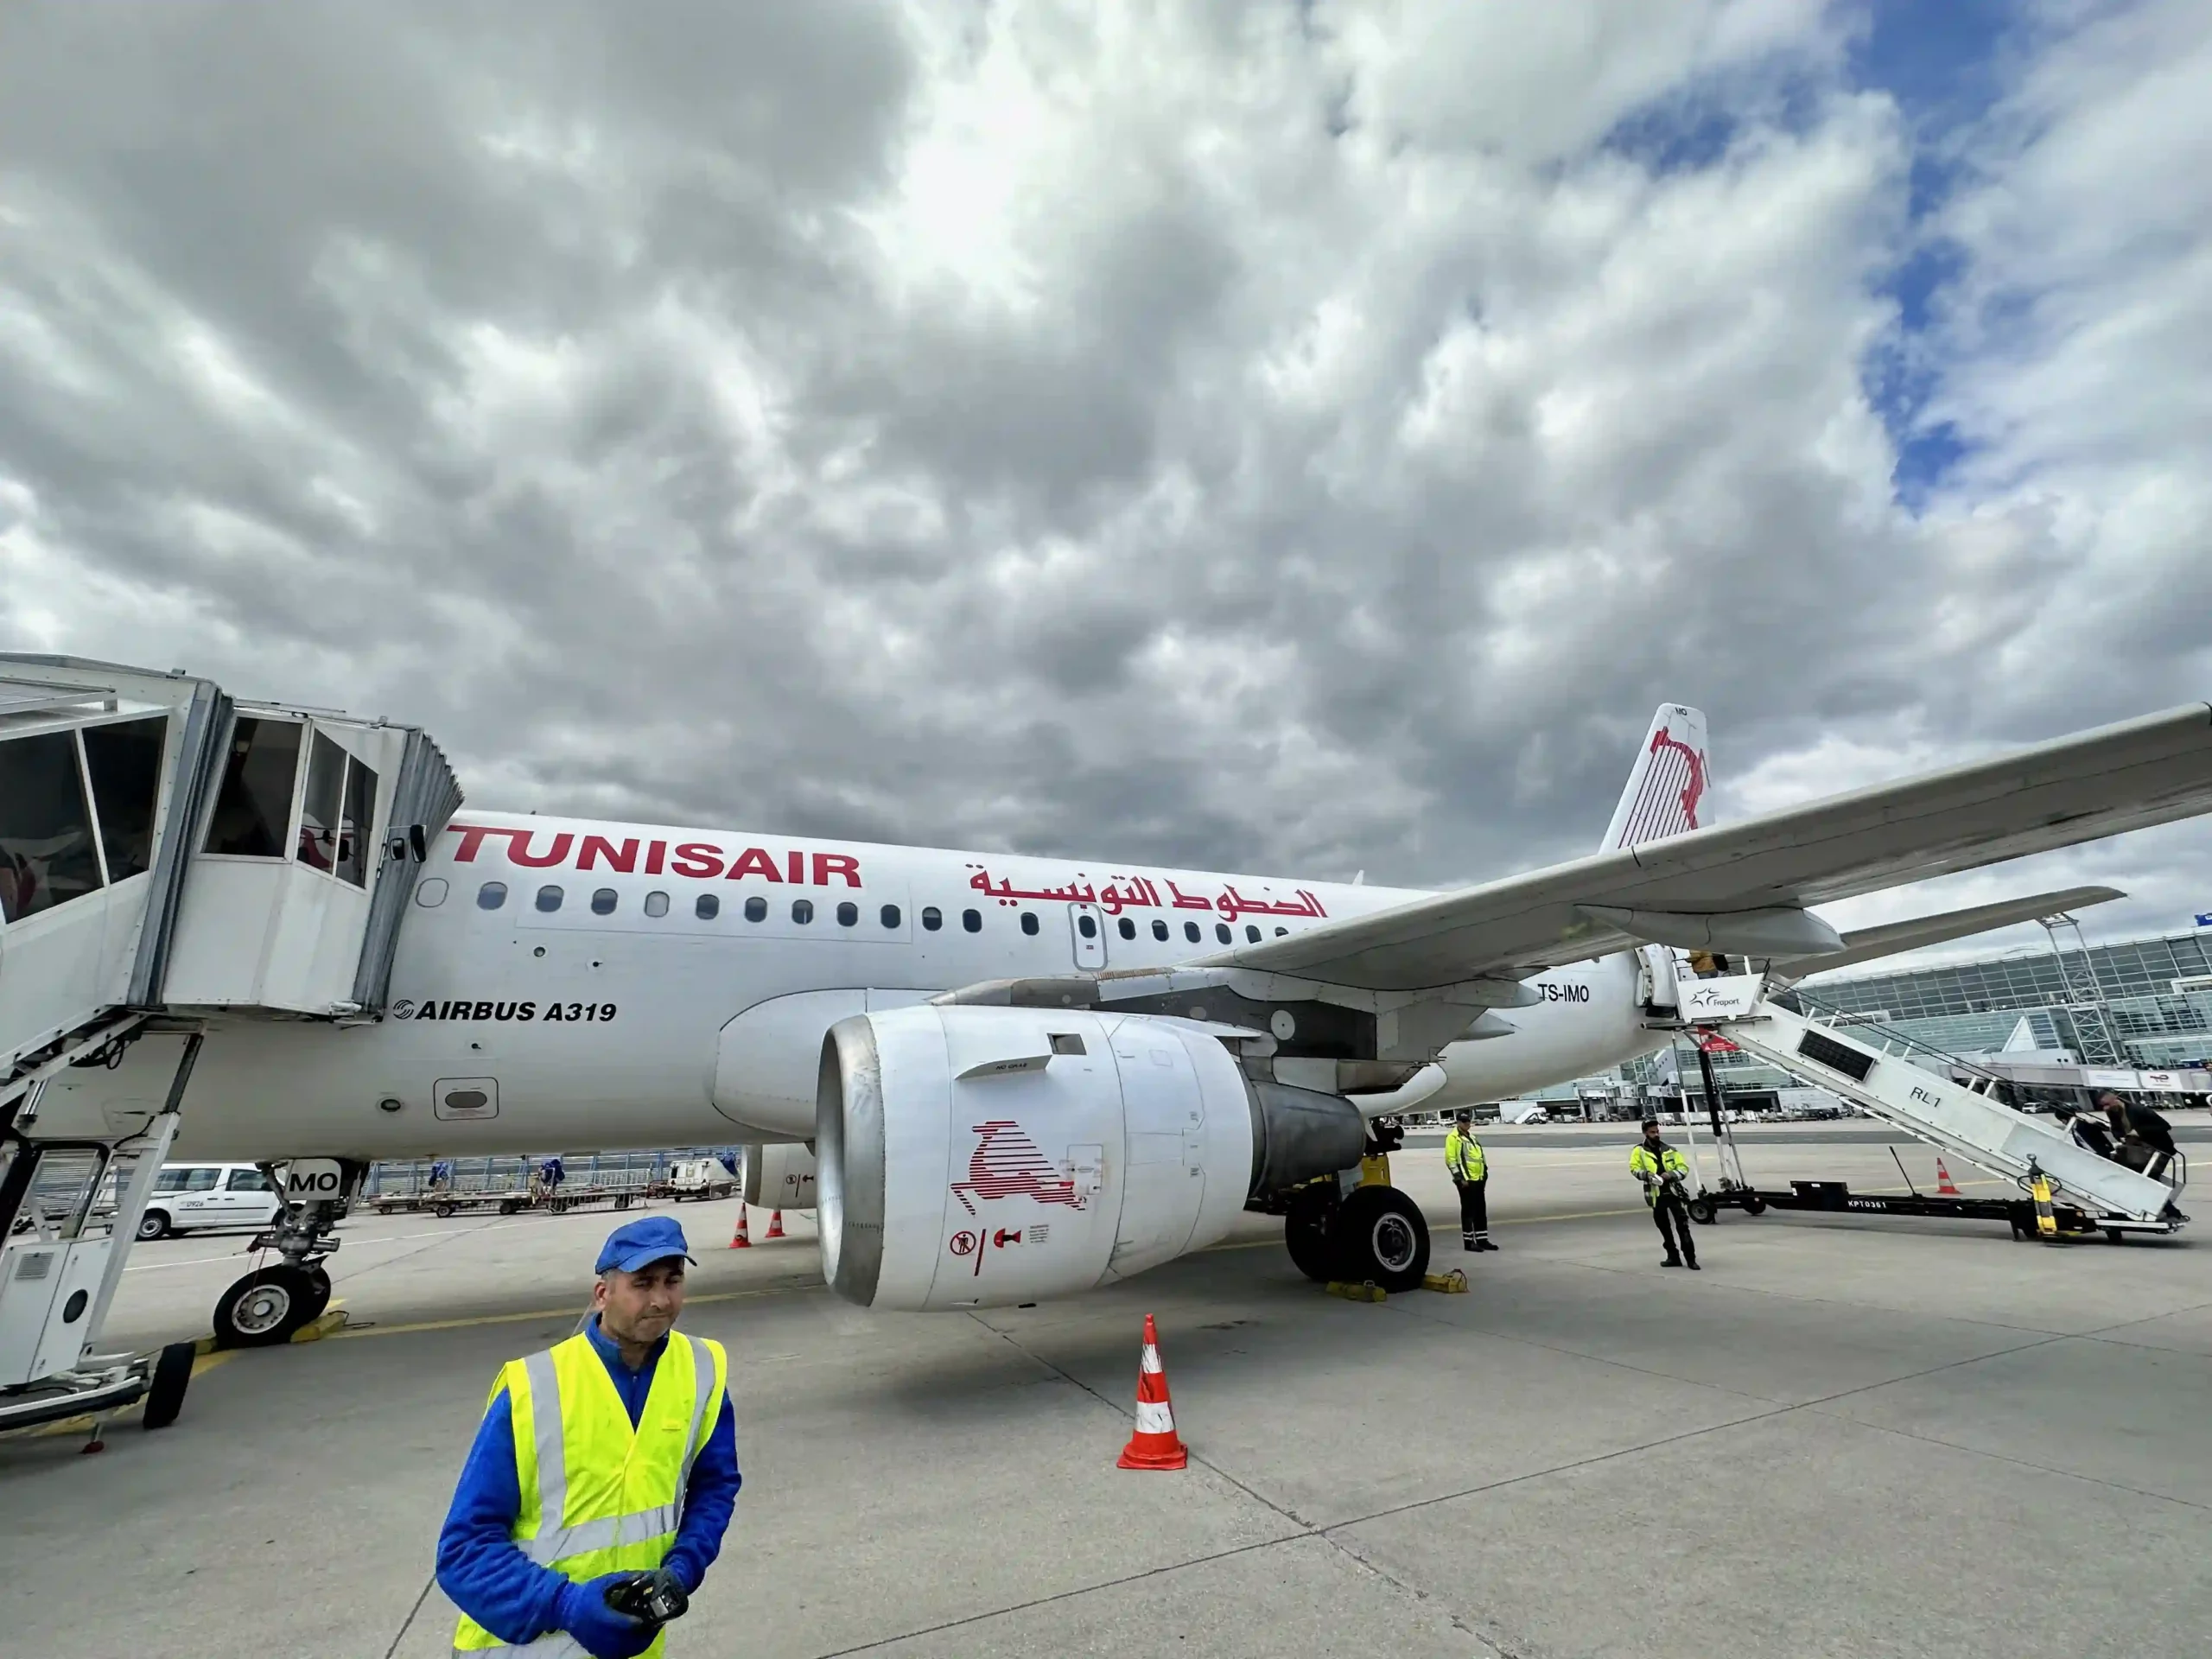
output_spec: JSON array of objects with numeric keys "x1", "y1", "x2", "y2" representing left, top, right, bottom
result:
[
  {"x1": 203, "y1": 716, "x2": 302, "y2": 858},
  {"x1": 1274, "y1": 926, "x2": 1288, "y2": 937},
  {"x1": 1184, "y1": 920, "x2": 1201, "y2": 943},
  {"x1": 791, "y1": 898, "x2": 814, "y2": 925},
  {"x1": 1245, "y1": 924, "x2": 1262, "y2": 944},
  {"x1": 0, "y1": 730, "x2": 105, "y2": 920},
  {"x1": 1216, "y1": 923, "x2": 1232, "y2": 944},
  {"x1": 1118, "y1": 918, "x2": 1135, "y2": 940},
  {"x1": 1077, "y1": 914, "x2": 1097, "y2": 938},
  {"x1": 963, "y1": 908, "x2": 982, "y2": 932},
  {"x1": 744, "y1": 895, "x2": 766, "y2": 922},
  {"x1": 535, "y1": 885, "x2": 563, "y2": 912},
  {"x1": 880, "y1": 905, "x2": 901, "y2": 929},
  {"x1": 696, "y1": 893, "x2": 721, "y2": 920},
  {"x1": 476, "y1": 880, "x2": 506, "y2": 910},
  {"x1": 80, "y1": 715, "x2": 167, "y2": 881},
  {"x1": 1154, "y1": 919, "x2": 1169, "y2": 942},
  {"x1": 590, "y1": 888, "x2": 618, "y2": 916},
  {"x1": 1020, "y1": 912, "x2": 1039, "y2": 936},
  {"x1": 643, "y1": 890, "x2": 670, "y2": 918},
  {"x1": 836, "y1": 901, "x2": 859, "y2": 927},
  {"x1": 415, "y1": 878, "x2": 449, "y2": 908},
  {"x1": 921, "y1": 906, "x2": 942, "y2": 931}
]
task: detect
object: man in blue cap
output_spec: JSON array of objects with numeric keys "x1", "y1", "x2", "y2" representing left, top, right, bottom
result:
[{"x1": 438, "y1": 1215, "x2": 739, "y2": 1657}]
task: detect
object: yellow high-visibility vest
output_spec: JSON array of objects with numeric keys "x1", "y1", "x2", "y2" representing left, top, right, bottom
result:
[
  {"x1": 1630, "y1": 1142, "x2": 1688, "y2": 1205},
  {"x1": 454, "y1": 1329, "x2": 728, "y2": 1656},
  {"x1": 1445, "y1": 1129, "x2": 1486, "y2": 1182}
]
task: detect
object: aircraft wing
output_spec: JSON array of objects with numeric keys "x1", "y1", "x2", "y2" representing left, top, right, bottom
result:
[
  {"x1": 1198, "y1": 703, "x2": 2212, "y2": 992},
  {"x1": 1766, "y1": 886, "x2": 2123, "y2": 984}
]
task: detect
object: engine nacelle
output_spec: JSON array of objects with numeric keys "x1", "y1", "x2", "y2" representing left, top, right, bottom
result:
[
  {"x1": 740, "y1": 1142, "x2": 817, "y2": 1210},
  {"x1": 817, "y1": 1005, "x2": 1363, "y2": 1310}
]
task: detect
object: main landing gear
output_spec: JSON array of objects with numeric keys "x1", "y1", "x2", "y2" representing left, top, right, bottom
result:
[
  {"x1": 1281, "y1": 1122, "x2": 1433, "y2": 1294},
  {"x1": 211, "y1": 1160, "x2": 364, "y2": 1347}
]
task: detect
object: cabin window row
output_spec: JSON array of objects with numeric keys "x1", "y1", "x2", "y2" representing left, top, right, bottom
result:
[{"x1": 450, "y1": 880, "x2": 1292, "y2": 944}]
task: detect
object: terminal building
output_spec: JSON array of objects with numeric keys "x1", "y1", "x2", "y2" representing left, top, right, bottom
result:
[{"x1": 1529, "y1": 925, "x2": 2212, "y2": 1118}]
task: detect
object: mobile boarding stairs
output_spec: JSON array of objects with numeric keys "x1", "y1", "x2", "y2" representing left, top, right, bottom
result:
[
  {"x1": 1663, "y1": 971, "x2": 2186, "y2": 1242},
  {"x1": 0, "y1": 656, "x2": 457, "y2": 1435}
]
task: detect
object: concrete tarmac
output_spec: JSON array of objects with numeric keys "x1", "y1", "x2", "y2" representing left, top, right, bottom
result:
[{"x1": 5, "y1": 1136, "x2": 2209, "y2": 1657}]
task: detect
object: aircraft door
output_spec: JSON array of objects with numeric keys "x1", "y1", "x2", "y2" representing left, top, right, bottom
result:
[{"x1": 1067, "y1": 903, "x2": 1107, "y2": 969}]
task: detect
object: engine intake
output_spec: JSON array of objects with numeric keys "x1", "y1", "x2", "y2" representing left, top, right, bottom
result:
[{"x1": 817, "y1": 1005, "x2": 1363, "y2": 1310}]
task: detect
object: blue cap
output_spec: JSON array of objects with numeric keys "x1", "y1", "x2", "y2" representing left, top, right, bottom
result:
[{"x1": 594, "y1": 1216, "x2": 695, "y2": 1274}]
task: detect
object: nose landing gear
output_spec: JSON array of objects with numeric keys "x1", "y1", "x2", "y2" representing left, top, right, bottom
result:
[{"x1": 211, "y1": 1162, "x2": 361, "y2": 1347}]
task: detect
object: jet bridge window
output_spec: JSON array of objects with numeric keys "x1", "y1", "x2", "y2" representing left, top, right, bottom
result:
[
  {"x1": 80, "y1": 715, "x2": 167, "y2": 881},
  {"x1": 204, "y1": 716, "x2": 302, "y2": 858},
  {"x1": 297, "y1": 731, "x2": 346, "y2": 873},
  {"x1": 0, "y1": 730, "x2": 105, "y2": 922},
  {"x1": 337, "y1": 750, "x2": 376, "y2": 887}
]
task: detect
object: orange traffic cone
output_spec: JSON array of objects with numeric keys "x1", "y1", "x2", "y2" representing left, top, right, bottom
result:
[
  {"x1": 1116, "y1": 1313, "x2": 1188, "y2": 1471},
  {"x1": 728, "y1": 1206, "x2": 752, "y2": 1249},
  {"x1": 766, "y1": 1209, "x2": 786, "y2": 1239},
  {"x1": 1936, "y1": 1159, "x2": 1962, "y2": 1198}
]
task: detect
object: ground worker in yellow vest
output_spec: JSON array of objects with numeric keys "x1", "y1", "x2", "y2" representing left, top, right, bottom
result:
[
  {"x1": 1630, "y1": 1119, "x2": 1700, "y2": 1270},
  {"x1": 437, "y1": 1216, "x2": 738, "y2": 1656},
  {"x1": 1445, "y1": 1109, "x2": 1497, "y2": 1252}
]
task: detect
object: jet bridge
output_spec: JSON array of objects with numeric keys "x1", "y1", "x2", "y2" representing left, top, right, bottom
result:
[
  {"x1": 1669, "y1": 973, "x2": 2185, "y2": 1239},
  {"x1": 0, "y1": 655, "x2": 459, "y2": 1423}
]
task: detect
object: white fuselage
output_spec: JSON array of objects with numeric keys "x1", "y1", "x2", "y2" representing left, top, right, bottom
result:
[{"x1": 38, "y1": 811, "x2": 1667, "y2": 1160}]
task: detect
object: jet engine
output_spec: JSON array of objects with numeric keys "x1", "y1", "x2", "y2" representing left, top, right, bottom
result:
[
  {"x1": 817, "y1": 1005, "x2": 1365, "y2": 1311},
  {"x1": 740, "y1": 1142, "x2": 817, "y2": 1211}
]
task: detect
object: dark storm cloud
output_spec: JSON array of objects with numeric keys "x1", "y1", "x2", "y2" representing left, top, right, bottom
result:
[{"x1": 3, "y1": 0, "x2": 2209, "y2": 955}]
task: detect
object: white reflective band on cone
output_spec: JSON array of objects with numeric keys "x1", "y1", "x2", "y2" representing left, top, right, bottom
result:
[
  {"x1": 1139, "y1": 1346, "x2": 1162, "y2": 1373},
  {"x1": 1135, "y1": 1400, "x2": 1176, "y2": 1434}
]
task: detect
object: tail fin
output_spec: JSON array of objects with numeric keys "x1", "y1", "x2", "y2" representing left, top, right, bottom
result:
[{"x1": 1601, "y1": 704, "x2": 1710, "y2": 851}]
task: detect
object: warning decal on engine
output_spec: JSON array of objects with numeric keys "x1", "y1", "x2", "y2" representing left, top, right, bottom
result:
[{"x1": 951, "y1": 1120, "x2": 1089, "y2": 1216}]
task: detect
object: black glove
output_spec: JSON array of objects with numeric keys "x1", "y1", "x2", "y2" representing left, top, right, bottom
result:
[
  {"x1": 604, "y1": 1567, "x2": 690, "y2": 1626},
  {"x1": 555, "y1": 1575, "x2": 656, "y2": 1659}
]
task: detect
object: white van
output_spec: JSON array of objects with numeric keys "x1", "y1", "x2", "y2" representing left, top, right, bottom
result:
[{"x1": 137, "y1": 1163, "x2": 283, "y2": 1241}]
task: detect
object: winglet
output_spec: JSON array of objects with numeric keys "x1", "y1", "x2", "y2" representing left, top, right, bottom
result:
[{"x1": 1602, "y1": 705, "x2": 1710, "y2": 851}]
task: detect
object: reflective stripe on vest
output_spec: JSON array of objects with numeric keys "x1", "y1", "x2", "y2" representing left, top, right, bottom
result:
[
  {"x1": 1446, "y1": 1133, "x2": 1485, "y2": 1182},
  {"x1": 454, "y1": 1330, "x2": 728, "y2": 1656}
]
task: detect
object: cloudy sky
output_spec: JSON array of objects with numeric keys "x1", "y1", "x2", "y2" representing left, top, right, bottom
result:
[{"x1": 4, "y1": 1, "x2": 2209, "y2": 965}]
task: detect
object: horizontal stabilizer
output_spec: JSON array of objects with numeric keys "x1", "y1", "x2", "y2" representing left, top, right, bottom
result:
[{"x1": 1770, "y1": 886, "x2": 2125, "y2": 982}]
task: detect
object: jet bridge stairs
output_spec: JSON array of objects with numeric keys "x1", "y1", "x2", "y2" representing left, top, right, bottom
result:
[
  {"x1": 0, "y1": 656, "x2": 458, "y2": 1432},
  {"x1": 1666, "y1": 975, "x2": 2186, "y2": 1243}
]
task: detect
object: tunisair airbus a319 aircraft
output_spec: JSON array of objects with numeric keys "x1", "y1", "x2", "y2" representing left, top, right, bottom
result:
[{"x1": 27, "y1": 689, "x2": 2212, "y2": 1344}]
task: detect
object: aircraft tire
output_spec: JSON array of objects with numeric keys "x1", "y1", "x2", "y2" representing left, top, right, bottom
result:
[
  {"x1": 213, "y1": 1264, "x2": 321, "y2": 1348},
  {"x1": 1285, "y1": 1198, "x2": 1335, "y2": 1282},
  {"x1": 1331, "y1": 1186, "x2": 1429, "y2": 1294}
]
